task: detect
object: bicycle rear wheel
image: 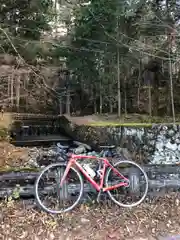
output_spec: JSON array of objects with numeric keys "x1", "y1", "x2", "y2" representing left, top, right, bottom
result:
[
  {"x1": 35, "y1": 163, "x2": 83, "y2": 214},
  {"x1": 105, "y1": 160, "x2": 148, "y2": 207}
]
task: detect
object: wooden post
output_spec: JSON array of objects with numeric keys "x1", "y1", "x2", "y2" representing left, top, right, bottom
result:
[
  {"x1": 11, "y1": 70, "x2": 14, "y2": 107},
  {"x1": 66, "y1": 87, "x2": 70, "y2": 115},
  {"x1": 16, "y1": 74, "x2": 21, "y2": 112},
  {"x1": 65, "y1": 70, "x2": 71, "y2": 115}
]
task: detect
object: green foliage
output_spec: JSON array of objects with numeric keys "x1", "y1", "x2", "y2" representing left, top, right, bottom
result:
[
  {"x1": 0, "y1": 0, "x2": 52, "y2": 39},
  {"x1": 0, "y1": 128, "x2": 9, "y2": 141},
  {"x1": 55, "y1": 0, "x2": 180, "y2": 117},
  {"x1": 0, "y1": 0, "x2": 179, "y2": 116},
  {"x1": 4, "y1": 184, "x2": 20, "y2": 207},
  {"x1": 61, "y1": 0, "x2": 145, "y2": 109},
  {"x1": 12, "y1": 184, "x2": 21, "y2": 199},
  {"x1": 0, "y1": 0, "x2": 53, "y2": 61}
]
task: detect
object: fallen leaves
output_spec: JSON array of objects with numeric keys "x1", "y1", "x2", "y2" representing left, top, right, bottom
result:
[
  {"x1": 0, "y1": 193, "x2": 180, "y2": 239},
  {"x1": 0, "y1": 141, "x2": 29, "y2": 168}
]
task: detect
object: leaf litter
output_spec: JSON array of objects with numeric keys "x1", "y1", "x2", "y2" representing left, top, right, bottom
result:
[
  {"x1": 0, "y1": 142, "x2": 180, "y2": 239},
  {"x1": 0, "y1": 193, "x2": 180, "y2": 240}
]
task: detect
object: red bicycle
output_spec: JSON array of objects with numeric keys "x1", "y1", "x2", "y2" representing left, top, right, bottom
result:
[{"x1": 35, "y1": 144, "x2": 148, "y2": 214}]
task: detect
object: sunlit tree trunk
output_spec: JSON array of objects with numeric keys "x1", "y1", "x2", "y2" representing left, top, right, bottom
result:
[
  {"x1": 11, "y1": 71, "x2": 14, "y2": 106},
  {"x1": 16, "y1": 74, "x2": 21, "y2": 112},
  {"x1": 168, "y1": 40, "x2": 175, "y2": 122},
  {"x1": 99, "y1": 80, "x2": 103, "y2": 114}
]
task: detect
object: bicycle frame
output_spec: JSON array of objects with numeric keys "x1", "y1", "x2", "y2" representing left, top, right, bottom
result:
[{"x1": 60, "y1": 154, "x2": 129, "y2": 192}]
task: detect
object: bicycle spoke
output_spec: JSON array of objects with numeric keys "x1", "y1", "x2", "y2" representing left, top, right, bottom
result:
[
  {"x1": 35, "y1": 163, "x2": 83, "y2": 214},
  {"x1": 105, "y1": 160, "x2": 148, "y2": 207}
]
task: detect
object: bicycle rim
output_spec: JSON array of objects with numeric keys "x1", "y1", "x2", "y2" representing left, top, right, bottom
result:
[
  {"x1": 35, "y1": 163, "x2": 84, "y2": 214},
  {"x1": 105, "y1": 160, "x2": 148, "y2": 208}
]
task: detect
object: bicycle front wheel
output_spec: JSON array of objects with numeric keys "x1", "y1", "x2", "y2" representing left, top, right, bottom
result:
[
  {"x1": 105, "y1": 160, "x2": 148, "y2": 208},
  {"x1": 35, "y1": 163, "x2": 84, "y2": 214}
]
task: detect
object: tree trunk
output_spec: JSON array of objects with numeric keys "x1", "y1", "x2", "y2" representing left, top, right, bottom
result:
[
  {"x1": 165, "y1": 0, "x2": 175, "y2": 120},
  {"x1": 109, "y1": 82, "x2": 113, "y2": 114},
  {"x1": 169, "y1": 45, "x2": 175, "y2": 122},
  {"x1": 137, "y1": 60, "x2": 141, "y2": 109},
  {"x1": 117, "y1": 16, "x2": 121, "y2": 118},
  {"x1": 99, "y1": 80, "x2": 103, "y2": 114},
  {"x1": 25, "y1": 73, "x2": 30, "y2": 111},
  {"x1": 11, "y1": 71, "x2": 14, "y2": 106},
  {"x1": 109, "y1": 101, "x2": 113, "y2": 114},
  {"x1": 8, "y1": 75, "x2": 10, "y2": 99},
  {"x1": 66, "y1": 88, "x2": 70, "y2": 115},
  {"x1": 166, "y1": 86, "x2": 171, "y2": 115},
  {"x1": 152, "y1": 72, "x2": 159, "y2": 116},
  {"x1": 124, "y1": 76, "x2": 127, "y2": 116},
  {"x1": 117, "y1": 49, "x2": 121, "y2": 117},
  {"x1": 59, "y1": 97, "x2": 63, "y2": 115},
  {"x1": 148, "y1": 85, "x2": 152, "y2": 117},
  {"x1": 16, "y1": 74, "x2": 21, "y2": 112},
  {"x1": 94, "y1": 88, "x2": 97, "y2": 113}
]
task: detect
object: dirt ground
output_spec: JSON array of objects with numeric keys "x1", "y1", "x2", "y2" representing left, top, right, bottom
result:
[
  {"x1": 0, "y1": 141, "x2": 29, "y2": 169},
  {"x1": 66, "y1": 113, "x2": 180, "y2": 125},
  {"x1": 0, "y1": 194, "x2": 180, "y2": 240}
]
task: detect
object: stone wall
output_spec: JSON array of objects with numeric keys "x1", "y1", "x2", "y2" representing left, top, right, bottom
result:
[
  {"x1": 109, "y1": 124, "x2": 180, "y2": 165},
  {"x1": 59, "y1": 116, "x2": 180, "y2": 165}
]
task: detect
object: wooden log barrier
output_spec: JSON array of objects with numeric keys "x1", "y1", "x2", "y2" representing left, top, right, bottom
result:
[
  {"x1": 0, "y1": 164, "x2": 180, "y2": 200},
  {"x1": 0, "y1": 184, "x2": 95, "y2": 198}
]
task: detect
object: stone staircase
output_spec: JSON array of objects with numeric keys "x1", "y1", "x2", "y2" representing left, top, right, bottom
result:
[{"x1": 0, "y1": 113, "x2": 71, "y2": 146}]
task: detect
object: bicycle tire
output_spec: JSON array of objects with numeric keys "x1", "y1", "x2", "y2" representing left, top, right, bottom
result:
[
  {"x1": 105, "y1": 160, "x2": 148, "y2": 208},
  {"x1": 35, "y1": 163, "x2": 84, "y2": 214}
]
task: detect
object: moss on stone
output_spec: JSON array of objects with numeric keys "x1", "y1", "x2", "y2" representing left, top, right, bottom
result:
[
  {"x1": 86, "y1": 121, "x2": 180, "y2": 127},
  {"x1": 87, "y1": 122, "x2": 153, "y2": 127},
  {"x1": 0, "y1": 166, "x2": 39, "y2": 173}
]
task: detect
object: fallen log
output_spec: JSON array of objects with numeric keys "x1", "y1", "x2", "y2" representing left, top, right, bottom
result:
[
  {"x1": 1, "y1": 164, "x2": 180, "y2": 183},
  {"x1": 0, "y1": 172, "x2": 39, "y2": 182},
  {"x1": 0, "y1": 183, "x2": 95, "y2": 198},
  {"x1": 144, "y1": 164, "x2": 180, "y2": 174},
  {"x1": 149, "y1": 179, "x2": 180, "y2": 188},
  {"x1": 1, "y1": 164, "x2": 180, "y2": 201},
  {"x1": 0, "y1": 179, "x2": 179, "y2": 200},
  {"x1": 0, "y1": 177, "x2": 180, "y2": 200}
]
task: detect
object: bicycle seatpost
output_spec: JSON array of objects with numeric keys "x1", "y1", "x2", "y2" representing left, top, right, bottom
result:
[{"x1": 95, "y1": 150, "x2": 106, "y2": 177}]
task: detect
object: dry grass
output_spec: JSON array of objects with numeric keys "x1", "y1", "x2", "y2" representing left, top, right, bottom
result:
[{"x1": 0, "y1": 112, "x2": 12, "y2": 129}]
